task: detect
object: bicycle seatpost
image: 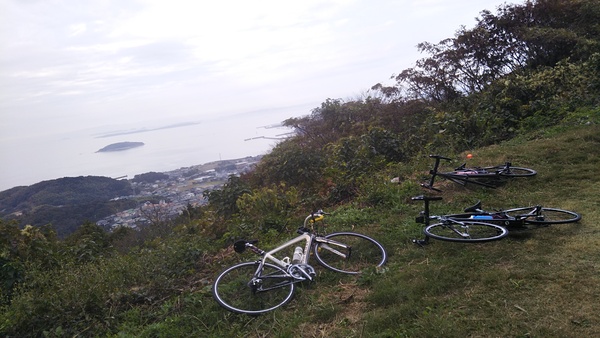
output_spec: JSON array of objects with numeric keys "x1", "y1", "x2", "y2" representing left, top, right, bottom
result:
[
  {"x1": 423, "y1": 199, "x2": 432, "y2": 226},
  {"x1": 413, "y1": 198, "x2": 432, "y2": 246},
  {"x1": 411, "y1": 195, "x2": 442, "y2": 226},
  {"x1": 424, "y1": 155, "x2": 451, "y2": 190}
]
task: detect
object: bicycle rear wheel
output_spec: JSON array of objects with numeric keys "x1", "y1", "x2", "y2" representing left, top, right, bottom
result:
[
  {"x1": 212, "y1": 261, "x2": 295, "y2": 315},
  {"x1": 504, "y1": 207, "x2": 581, "y2": 225},
  {"x1": 486, "y1": 166, "x2": 537, "y2": 177},
  {"x1": 424, "y1": 221, "x2": 508, "y2": 243},
  {"x1": 314, "y1": 232, "x2": 387, "y2": 274}
]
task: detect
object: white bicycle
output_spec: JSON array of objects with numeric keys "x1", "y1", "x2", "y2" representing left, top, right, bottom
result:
[{"x1": 212, "y1": 210, "x2": 387, "y2": 315}]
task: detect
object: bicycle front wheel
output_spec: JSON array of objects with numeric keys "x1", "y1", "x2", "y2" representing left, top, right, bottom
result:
[
  {"x1": 504, "y1": 207, "x2": 581, "y2": 225},
  {"x1": 314, "y1": 232, "x2": 387, "y2": 274},
  {"x1": 212, "y1": 261, "x2": 295, "y2": 315},
  {"x1": 424, "y1": 221, "x2": 508, "y2": 243}
]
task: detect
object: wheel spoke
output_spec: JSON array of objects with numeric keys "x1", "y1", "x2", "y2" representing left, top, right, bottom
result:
[
  {"x1": 212, "y1": 262, "x2": 295, "y2": 314},
  {"x1": 425, "y1": 221, "x2": 508, "y2": 243},
  {"x1": 315, "y1": 232, "x2": 387, "y2": 274}
]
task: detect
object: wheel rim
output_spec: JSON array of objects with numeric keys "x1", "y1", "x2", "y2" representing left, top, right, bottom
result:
[
  {"x1": 425, "y1": 222, "x2": 508, "y2": 242},
  {"x1": 212, "y1": 262, "x2": 295, "y2": 314},
  {"x1": 315, "y1": 232, "x2": 387, "y2": 274}
]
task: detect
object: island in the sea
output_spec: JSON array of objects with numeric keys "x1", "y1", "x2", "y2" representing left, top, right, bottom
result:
[{"x1": 96, "y1": 142, "x2": 145, "y2": 153}]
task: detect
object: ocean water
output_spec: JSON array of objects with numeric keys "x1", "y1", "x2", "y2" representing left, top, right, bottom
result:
[{"x1": 0, "y1": 109, "x2": 305, "y2": 192}]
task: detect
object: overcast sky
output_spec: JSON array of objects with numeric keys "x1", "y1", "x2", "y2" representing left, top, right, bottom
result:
[{"x1": 0, "y1": 0, "x2": 510, "y2": 188}]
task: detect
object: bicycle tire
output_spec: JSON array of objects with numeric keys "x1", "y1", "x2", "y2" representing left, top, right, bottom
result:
[
  {"x1": 503, "y1": 207, "x2": 581, "y2": 225},
  {"x1": 314, "y1": 232, "x2": 387, "y2": 274},
  {"x1": 424, "y1": 221, "x2": 508, "y2": 243},
  {"x1": 485, "y1": 166, "x2": 537, "y2": 177},
  {"x1": 212, "y1": 261, "x2": 295, "y2": 315}
]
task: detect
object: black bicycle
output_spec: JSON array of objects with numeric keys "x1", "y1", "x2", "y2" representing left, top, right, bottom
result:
[
  {"x1": 411, "y1": 196, "x2": 581, "y2": 245},
  {"x1": 411, "y1": 195, "x2": 509, "y2": 245},
  {"x1": 422, "y1": 155, "x2": 537, "y2": 192},
  {"x1": 434, "y1": 199, "x2": 581, "y2": 229}
]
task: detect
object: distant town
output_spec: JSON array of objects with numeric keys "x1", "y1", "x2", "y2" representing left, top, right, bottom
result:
[{"x1": 95, "y1": 155, "x2": 262, "y2": 230}]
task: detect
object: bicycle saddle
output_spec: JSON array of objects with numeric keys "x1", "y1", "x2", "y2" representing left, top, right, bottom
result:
[
  {"x1": 464, "y1": 200, "x2": 483, "y2": 212},
  {"x1": 454, "y1": 163, "x2": 466, "y2": 170},
  {"x1": 233, "y1": 239, "x2": 258, "y2": 253},
  {"x1": 412, "y1": 195, "x2": 443, "y2": 201}
]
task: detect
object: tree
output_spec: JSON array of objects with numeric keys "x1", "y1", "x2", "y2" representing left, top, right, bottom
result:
[
  {"x1": 64, "y1": 222, "x2": 111, "y2": 263},
  {"x1": 203, "y1": 175, "x2": 251, "y2": 218},
  {"x1": 0, "y1": 220, "x2": 59, "y2": 305},
  {"x1": 391, "y1": 0, "x2": 600, "y2": 103}
]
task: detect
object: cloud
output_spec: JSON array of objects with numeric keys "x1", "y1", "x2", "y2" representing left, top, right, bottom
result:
[{"x1": 0, "y1": 0, "x2": 508, "y2": 134}]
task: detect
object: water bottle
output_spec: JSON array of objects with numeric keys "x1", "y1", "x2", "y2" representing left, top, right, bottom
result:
[{"x1": 292, "y1": 247, "x2": 303, "y2": 264}]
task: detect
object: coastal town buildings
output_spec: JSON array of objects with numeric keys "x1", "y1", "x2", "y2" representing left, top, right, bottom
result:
[{"x1": 96, "y1": 156, "x2": 261, "y2": 230}]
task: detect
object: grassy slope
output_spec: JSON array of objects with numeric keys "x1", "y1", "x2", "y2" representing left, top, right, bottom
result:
[
  {"x1": 57, "y1": 124, "x2": 600, "y2": 337},
  {"x1": 359, "y1": 124, "x2": 600, "y2": 337}
]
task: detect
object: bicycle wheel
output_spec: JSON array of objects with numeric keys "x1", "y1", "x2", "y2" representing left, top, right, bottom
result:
[
  {"x1": 504, "y1": 207, "x2": 581, "y2": 225},
  {"x1": 424, "y1": 221, "x2": 508, "y2": 243},
  {"x1": 487, "y1": 166, "x2": 537, "y2": 177},
  {"x1": 314, "y1": 232, "x2": 387, "y2": 274},
  {"x1": 212, "y1": 261, "x2": 295, "y2": 315}
]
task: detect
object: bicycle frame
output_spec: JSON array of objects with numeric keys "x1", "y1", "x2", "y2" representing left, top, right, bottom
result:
[
  {"x1": 238, "y1": 213, "x2": 354, "y2": 289},
  {"x1": 440, "y1": 202, "x2": 547, "y2": 228},
  {"x1": 423, "y1": 155, "x2": 511, "y2": 191}
]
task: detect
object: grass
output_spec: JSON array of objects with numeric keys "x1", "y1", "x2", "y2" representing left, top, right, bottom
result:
[
  {"x1": 2, "y1": 124, "x2": 599, "y2": 337},
  {"x1": 357, "y1": 124, "x2": 600, "y2": 337},
  {"x1": 240, "y1": 123, "x2": 599, "y2": 337},
  {"x1": 192, "y1": 124, "x2": 599, "y2": 337}
]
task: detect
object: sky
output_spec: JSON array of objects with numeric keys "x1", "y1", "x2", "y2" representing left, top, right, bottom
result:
[{"x1": 0, "y1": 0, "x2": 511, "y2": 190}]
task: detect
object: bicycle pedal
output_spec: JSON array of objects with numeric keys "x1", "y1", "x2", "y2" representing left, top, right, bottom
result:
[{"x1": 412, "y1": 239, "x2": 429, "y2": 247}]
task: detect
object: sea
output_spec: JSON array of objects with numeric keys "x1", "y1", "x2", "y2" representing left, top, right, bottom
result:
[{"x1": 0, "y1": 106, "x2": 311, "y2": 192}]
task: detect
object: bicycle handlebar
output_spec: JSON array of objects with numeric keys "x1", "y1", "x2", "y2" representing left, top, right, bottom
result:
[
  {"x1": 429, "y1": 154, "x2": 452, "y2": 161},
  {"x1": 303, "y1": 209, "x2": 329, "y2": 227}
]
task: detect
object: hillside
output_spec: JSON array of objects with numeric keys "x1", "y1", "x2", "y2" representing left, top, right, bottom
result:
[
  {"x1": 0, "y1": 176, "x2": 135, "y2": 237},
  {"x1": 0, "y1": 176, "x2": 132, "y2": 214},
  {"x1": 1, "y1": 124, "x2": 598, "y2": 337}
]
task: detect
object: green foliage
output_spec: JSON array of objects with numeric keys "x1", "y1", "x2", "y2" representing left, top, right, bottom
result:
[
  {"x1": 0, "y1": 221, "x2": 60, "y2": 306},
  {"x1": 250, "y1": 138, "x2": 326, "y2": 191},
  {"x1": 1, "y1": 234, "x2": 212, "y2": 337},
  {"x1": 64, "y1": 222, "x2": 111, "y2": 263},
  {"x1": 393, "y1": 0, "x2": 600, "y2": 103},
  {"x1": 323, "y1": 128, "x2": 408, "y2": 204},
  {"x1": 203, "y1": 175, "x2": 251, "y2": 218},
  {"x1": 235, "y1": 183, "x2": 300, "y2": 235}
]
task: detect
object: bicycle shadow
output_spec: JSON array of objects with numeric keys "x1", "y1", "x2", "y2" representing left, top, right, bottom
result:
[{"x1": 505, "y1": 228, "x2": 535, "y2": 241}]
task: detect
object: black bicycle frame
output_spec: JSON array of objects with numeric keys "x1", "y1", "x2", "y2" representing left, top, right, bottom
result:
[{"x1": 422, "y1": 155, "x2": 510, "y2": 191}]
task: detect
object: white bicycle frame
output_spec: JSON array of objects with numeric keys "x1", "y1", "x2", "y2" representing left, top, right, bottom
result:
[
  {"x1": 248, "y1": 230, "x2": 351, "y2": 284},
  {"x1": 260, "y1": 232, "x2": 313, "y2": 268}
]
